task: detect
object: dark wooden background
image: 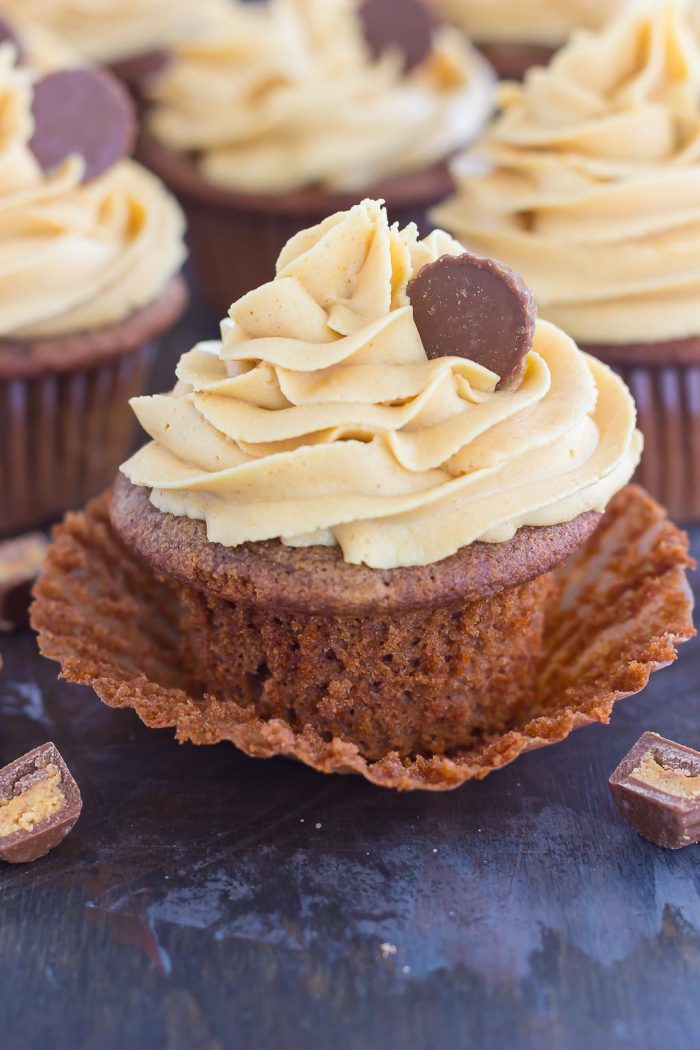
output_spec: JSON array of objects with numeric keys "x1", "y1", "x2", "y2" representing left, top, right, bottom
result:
[{"x1": 1, "y1": 279, "x2": 699, "y2": 1050}]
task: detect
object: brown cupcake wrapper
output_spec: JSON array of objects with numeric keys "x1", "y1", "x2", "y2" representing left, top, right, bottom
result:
[
  {"x1": 32, "y1": 485, "x2": 695, "y2": 791},
  {"x1": 138, "y1": 135, "x2": 455, "y2": 316},
  {"x1": 0, "y1": 275, "x2": 188, "y2": 538},
  {"x1": 585, "y1": 340, "x2": 700, "y2": 523},
  {"x1": 0, "y1": 346, "x2": 152, "y2": 538}
]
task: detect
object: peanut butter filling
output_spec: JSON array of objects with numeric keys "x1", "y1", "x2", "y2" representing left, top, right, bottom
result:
[
  {"x1": 632, "y1": 752, "x2": 700, "y2": 800},
  {"x1": 0, "y1": 764, "x2": 66, "y2": 837}
]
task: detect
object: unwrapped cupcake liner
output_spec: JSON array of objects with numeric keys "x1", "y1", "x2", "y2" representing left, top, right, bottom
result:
[
  {"x1": 0, "y1": 346, "x2": 152, "y2": 538},
  {"x1": 32, "y1": 485, "x2": 695, "y2": 791}
]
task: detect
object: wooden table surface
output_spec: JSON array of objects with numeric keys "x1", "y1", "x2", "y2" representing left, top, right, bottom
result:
[{"x1": 1, "y1": 284, "x2": 699, "y2": 1050}]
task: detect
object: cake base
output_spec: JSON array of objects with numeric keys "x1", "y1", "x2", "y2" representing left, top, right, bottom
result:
[
  {"x1": 32, "y1": 485, "x2": 695, "y2": 790},
  {"x1": 110, "y1": 474, "x2": 601, "y2": 614}
]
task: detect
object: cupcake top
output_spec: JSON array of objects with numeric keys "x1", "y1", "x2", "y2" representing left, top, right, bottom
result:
[
  {"x1": 145, "y1": 0, "x2": 496, "y2": 195},
  {"x1": 433, "y1": 2, "x2": 700, "y2": 345},
  {"x1": 121, "y1": 199, "x2": 641, "y2": 570},
  {"x1": 429, "y1": 0, "x2": 627, "y2": 48},
  {"x1": 0, "y1": 0, "x2": 228, "y2": 66},
  {"x1": 0, "y1": 46, "x2": 185, "y2": 341}
]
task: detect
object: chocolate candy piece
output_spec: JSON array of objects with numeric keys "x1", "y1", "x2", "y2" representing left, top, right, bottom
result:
[
  {"x1": 0, "y1": 532, "x2": 49, "y2": 632},
  {"x1": 609, "y1": 732, "x2": 700, "y2": 850},
  {"x1": 407, "y1": 252, "x2": 537, "y2": 390},
  {"x1": 30, "y1": 68, "x2": 136, "y2": 183},
  {"x1": 359, "y1": 0, "x2": 436, "y2": 73},
  {"x1": 0, "y1": 16, "x2": 23, "y2": 61},
  {"x1": 0, "y1": 743, "x2": 82, "y2": 863}
]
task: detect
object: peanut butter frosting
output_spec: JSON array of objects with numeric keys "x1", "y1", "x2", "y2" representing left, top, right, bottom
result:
[
  {"x1": 0, "y1": 0, "x2": 228, "y2": 65},
  {"x1": 433, "y1": 2, "x2": 700, "y2": 346},
  {"x1": 145, "y1": 0, "x2": 495, "y2": 195},
  {"x1": 10, "y1": 19, "x2": 81, "y2": 72},
  {"x1": 0, "y1": 46, "x2": 186, "y2": 340},
  {"x1": 121, "y1": 200, "x2": 641, "y2": 570},
  {"x1": 429, "y1": 0, "x2": 627, "y2": 47}
]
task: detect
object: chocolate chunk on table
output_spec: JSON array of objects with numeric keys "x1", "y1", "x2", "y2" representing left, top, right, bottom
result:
[
  {"x1": 0, "y1": 743, "x2": 82, "y2": 864},
  {"x1": 407, "y1": 252, "x2": 537, "y2": 390},
  {"x1": 609, "y1": 732, "x2": 700, "y2": 850},
  {"x1": 0, "y1": 532, "x2": 48, "y2": 632}
]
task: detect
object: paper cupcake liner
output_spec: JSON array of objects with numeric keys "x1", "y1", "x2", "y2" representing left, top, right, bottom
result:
[
  {"x1": 616, "y1": 363, "x2": 700, "y2": 524},
  {"x1": 138, "y1": 136, "x2": 455, "y2": 316},
  {"x1": 0, "y1": 347, "x2": 152, "y2": 538},
  {"x1": 32, "y1": 485, "x2": 694, "y2": 791},
  {"x1": 0, "y1": 276, "x2": 187, "y2": 539}
]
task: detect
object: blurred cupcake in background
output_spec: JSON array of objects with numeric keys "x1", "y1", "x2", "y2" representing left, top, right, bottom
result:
[
  {"x1": 427, "y1": 0, "x2": 629, "y2": 79},
  {"x1": 434, "y1": 1, "x2": 700, "y2": 521},
  {"x1": 0, "y1": 0, "x2": 229, "y2": 91},
  {"x1": 138, "y1": 0, "x2": 495, "y2": 314},
  {"x1": 0, "y1": 44, "x2": 187, "y2": 537}
]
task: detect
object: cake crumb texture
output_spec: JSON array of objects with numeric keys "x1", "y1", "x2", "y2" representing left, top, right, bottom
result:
[{"x1": 176, "y1": 573, "x2": 553, "y2": 760}]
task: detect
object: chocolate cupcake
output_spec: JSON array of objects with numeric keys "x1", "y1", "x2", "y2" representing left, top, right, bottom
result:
[
  {"x1": 428, "y1": 0, "x2": 625, "y2": 79},
  {"x1": 138, "y1": 0, "x2": 495, "y2": 312},
  {"x1": 0, "y1": 47, "x2": 187, "y2": 537},
  {"x1": 0, "y1": 0, "x2": 229, "y2": 91},
  {"x1": 434, "y1": 2, "x2": 700, "y2": 521},
  {"x1": 32, "y1": 201, "x2": 695, "y2": 790}
]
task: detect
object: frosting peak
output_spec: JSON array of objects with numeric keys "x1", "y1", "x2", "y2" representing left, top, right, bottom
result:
[
  {"x1": 433, "y1": 2, "x2": 700, "y2": 345},
  {"x1": 0, "y1": 46, "x2": 185, "y2": 340},
  {"x1": 146, "y1": 0, "x2": 495, "y2": 194},
  {"x1": 0, "y1": 0, "x2": 229, "y2": 64},
  {"x1": 122, "y1": 200, "x2": 641, "y2": 569},
  {"x1": 429, "y1": 0, "x2": 627, "y2": 48}
]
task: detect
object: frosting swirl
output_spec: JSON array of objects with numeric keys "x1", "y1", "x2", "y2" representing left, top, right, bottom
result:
[
  {"x1": 122, "y1": 200, "x2": 641, "y2": 569},
  {"x1": 428, "y1": 0, "x2": 627, "y2": 47},
  {"x1": 146, "y1": 0, "x2": 495, "y2": 194},
  {"x1": 433, "y1": 2, "x2": 700, "y2": 345},
  {"x1": 0, "y1": 0, "x2": 228, "y2": 65},
  {"x1": 0, "y1": 47, "x2": 186, "y2": 340}
]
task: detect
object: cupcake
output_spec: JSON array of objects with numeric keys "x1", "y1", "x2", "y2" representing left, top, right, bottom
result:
[
  {"x1": 434, "y1": 2, "x2": 700, "y2": 521},
  {"x1": 32, "y1": 201, "x2": 695, "y2": 791},
  {"x1": 428, "y1": 0, "x2": 627, "y2": 79},
  {"x1": 138, "y1": 0, "x2": 495, "y2": 313},
  {"x1": 0, "y1": 0, "x2": 229, "y2": 90},
  {"x1": 0, "y1": 45, "x2": 187, "y2": 537}
]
